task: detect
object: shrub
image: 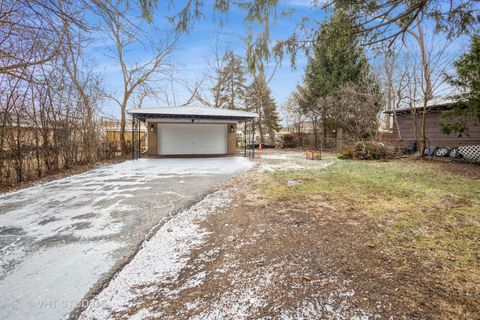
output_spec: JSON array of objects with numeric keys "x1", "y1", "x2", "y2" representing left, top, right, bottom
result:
[
  {"x1": 281, "y1": 133, "x2": 296, "y2": 148},
  {"x1": 338, "y1": 141, "x2": 397, "y2": 160}
]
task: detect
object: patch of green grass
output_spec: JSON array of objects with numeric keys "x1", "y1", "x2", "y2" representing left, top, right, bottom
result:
[
  {"x1": 267, "y1": 160, "x2": 477, "y2": 200},
  {"x1": 260, "y1": 159, "x2": 480, "y2": 276}
]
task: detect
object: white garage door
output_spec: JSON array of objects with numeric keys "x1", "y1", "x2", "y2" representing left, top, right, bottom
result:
[{"x1": 158, "y1": 123, "x2": 228, "y2": 155}]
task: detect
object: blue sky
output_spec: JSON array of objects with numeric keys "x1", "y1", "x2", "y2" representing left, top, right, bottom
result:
[
  {"x1": 86, "y1": 0, "x2": 325, "y2": 119},
  {"x1": 86, "y1": 0, "x2": 469, "y2": 120}
]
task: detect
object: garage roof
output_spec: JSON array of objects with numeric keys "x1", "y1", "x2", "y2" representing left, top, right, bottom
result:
[
  {"x1": 383, "y1": 98, "x2": 455, "y2": 115},
  {"x1": 128, "y1": 106, "x2": 257, "y2": 121}
]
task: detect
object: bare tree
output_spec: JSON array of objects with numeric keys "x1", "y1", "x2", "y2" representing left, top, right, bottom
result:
[
  {"x1": 192, "y1": 41, "x2": 240, "y2": 109},
  {"x1": 404, "y1": 18, "x2": 458, "y2": 156},
  {"x1": 61, "y1": 19, "x2": 104, "y2": 163},
  {"x1": 0, "y1": 0, "x2": 152, "y2": 76},
  {"x1": 0, "y1": 0, "x2": 166, "y2": 188},
  {"x1": 334, "y1": 81, "x2": 383, "y2": 141},
  {"x1": 281, "y1": 95, "x2": 307, "y2": 147},
  {"x1": 382, "y1": 45, "x2": 410, "y2": 140},
  {"x1": 211, "y1": 51, "x2": 247, "y2": 110},
  {"x1": 293, "y1": 85, "x2": 322, "y2": 149},
  {"x1": 104, "y1": 12, "x2": 177, "y2": 155},
  {"x1": 282, "y1": 95, "x2": 306, "y2": 137},
  {"x1": 0, "y1": 1, "x2": 71, "y2": 76},
  {"x1": 206, "y1": 42, "x2": 229, "y2": 108},
  {"x1": 383, "y1": 48, "x2": 398, "y2": 131}
]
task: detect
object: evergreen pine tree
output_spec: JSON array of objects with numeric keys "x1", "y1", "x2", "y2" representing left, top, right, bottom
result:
[
  {"x1": 302, "y1": 9, "x2": 380, "y2": 138},
  {"x1": 212, "y1": 51, "x2": 247, "y2": 110},
  {"x1": 441, "y1": 34, "x2": 480, "y2": 135},
  {"x1": 245, "y1": 73, "x2": 281, "y2": 145}
]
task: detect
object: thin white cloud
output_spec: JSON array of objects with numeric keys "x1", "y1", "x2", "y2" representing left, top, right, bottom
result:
[{"x1": 283, "y1": 0, "x2": 326, "y2": 7}]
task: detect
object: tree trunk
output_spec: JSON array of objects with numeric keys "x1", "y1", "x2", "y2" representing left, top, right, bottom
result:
[
  {"x1": 120, "y1": 101, "x2": 127, "y2": 155},
  {"x1": 419, "y1": 108, "x2": 428, "y2": 156},
  {"x1": 257, "y1": 115, "x2": 265, "y2": 145},
  {"x1": 268, "y1": 126, "x2": 275, "y2": 146},
  {"x1": 256, "y1": 94, "x2": 265, "y2": 144},
  {"x1": 414, "y1": 19, "x2": 432, "y2": 158}
]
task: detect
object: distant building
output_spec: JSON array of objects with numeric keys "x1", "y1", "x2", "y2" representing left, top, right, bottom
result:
[
  {"x1": 101, "y1": 118, "x2": 147, "y2": 151},
  {"x1": 0, "y1": 114, "x2": 70, "y2": 151},
  {"x1": 384, "y1": 100, "x2": 480, "y2": 148}
]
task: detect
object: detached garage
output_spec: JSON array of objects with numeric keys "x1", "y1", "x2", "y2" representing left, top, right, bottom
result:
[{"x1": 128, "y1": 106, "x2": 257, "y2": 157}]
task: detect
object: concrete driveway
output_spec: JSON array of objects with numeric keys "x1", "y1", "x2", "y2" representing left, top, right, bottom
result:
[{"x1": 0, "y1": 157, "x2": 252, "y2": 320}]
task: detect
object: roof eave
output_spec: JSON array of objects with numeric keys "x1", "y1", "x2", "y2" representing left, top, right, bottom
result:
[
  {"x1": 129, "y1": 112, "x2": 256, "y2": 121},
  {"x1": 383, "y1": 103, "x2": 453, "y2": 115},
  {"x1": 127, "y1": 108, "x2": 257, "y2": 121}
]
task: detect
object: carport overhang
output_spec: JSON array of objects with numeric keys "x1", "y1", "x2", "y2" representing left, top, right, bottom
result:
[{"x1": 127, "y1": 107, "x2": 258, "y2": 158}]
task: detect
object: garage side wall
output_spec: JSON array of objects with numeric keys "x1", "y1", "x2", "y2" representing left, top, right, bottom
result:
[
  {"x1": 392, "y1": 111, "x2": 480, "y2": 147},
  {"x1": 227, "y1": 124, "x2": 237, "y2": 155},
  {"x1": 146, "y1": 122, "x2": 158, "y2": 156}
]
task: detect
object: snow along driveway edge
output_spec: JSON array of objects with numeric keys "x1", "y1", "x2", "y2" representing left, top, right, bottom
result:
[{"x1": 78, "y1": 189, "x2": 232, "y2": 319}]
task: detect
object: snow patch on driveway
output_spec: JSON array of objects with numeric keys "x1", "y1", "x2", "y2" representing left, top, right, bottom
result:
[
  {"x1": 0, "y1": 157, "x2": 250, "y2": 276},
  {"x1": 0, "y1": 241, "x2": 121, "y2": 320},
  {"x1": 79, "y1": 190, "x2": 232, "y2": 320},
  {"x1": 0, "y1": 157, "x2": 252, "y2": 320}
]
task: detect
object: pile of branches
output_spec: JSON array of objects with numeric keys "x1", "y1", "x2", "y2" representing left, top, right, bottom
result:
[{"x1": 338, "y1": 141, "x2": 398, "y2": 160}]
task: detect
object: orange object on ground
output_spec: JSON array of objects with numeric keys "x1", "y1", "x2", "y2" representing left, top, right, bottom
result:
[{"x1": 258, "y1": 144, "x2": 263, "y2": 152}]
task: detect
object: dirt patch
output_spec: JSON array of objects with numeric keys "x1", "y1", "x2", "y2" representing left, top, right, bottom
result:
[
  {"x1": 123, "y1": 168, "x2": 478, "y2": 319},
  {"x1": 396, "y1": 156, "x2": 480, "y2": 179},
  {"x1": 434, "y1": 160, "x2": 480, "y2": 179},
  {"x1": 78, "y1": 150, "x2": 478, "y2": 319},
  {"x1": 113, "y1": 151, "x2": 479, "y2": 319}
]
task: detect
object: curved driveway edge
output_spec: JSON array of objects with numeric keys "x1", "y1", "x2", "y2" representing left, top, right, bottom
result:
[{"x1": 0, "y1": 157, "x2": 252, "y2": 320}]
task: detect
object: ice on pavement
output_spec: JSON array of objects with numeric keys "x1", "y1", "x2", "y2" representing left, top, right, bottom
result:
[{"x1": 0, "y1": 157, "x2": 252, "y2": 320}]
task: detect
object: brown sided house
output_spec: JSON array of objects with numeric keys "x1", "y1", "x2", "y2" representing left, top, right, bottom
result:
[
  {"x1": 102, "y1": 118, "x2": 147, "y2": 152},
  {"x1": 127, "y1": 106, "x2": 257, "y2": 157},
  {"x1": 385, "y1": 101, "x2": 480, "y2": 149}
]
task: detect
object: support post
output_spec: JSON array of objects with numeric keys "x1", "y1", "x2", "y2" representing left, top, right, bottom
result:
[
  {"x1": 132, "y1": 117, "x2": 135, "y2": 159},
  {"x1": 244, "y1": 121, "x2": 247, "y2": 157},
  {"x1": 251, "y1": 119, "x2": 255, "y2": 159},
  {"x1": 336, "y1": 128, "x2": 343, "y2": 152},
  {"x1": 137, "y1": 119, "x2": 141, "y2": 158}
]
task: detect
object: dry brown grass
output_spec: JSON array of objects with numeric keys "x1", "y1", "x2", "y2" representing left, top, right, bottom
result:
[
  {"x1": 256, "y1": 158, "x2": 480, "y2": 318},
  {"x1": 103, "y1": 155, "x2": 480, "y2": 319}
]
